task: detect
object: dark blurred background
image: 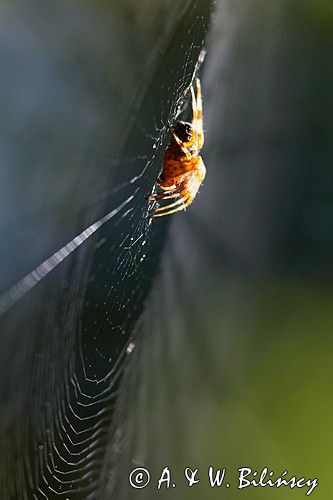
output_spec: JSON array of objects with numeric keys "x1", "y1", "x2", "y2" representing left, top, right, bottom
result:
[{"x1": 0, "y1": 0, "x2": 332, "y2": 499}]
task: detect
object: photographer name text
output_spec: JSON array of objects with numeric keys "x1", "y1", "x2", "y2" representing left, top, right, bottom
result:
[{"x1": 129, "y1": 466, "x2": 318, "y2": 496}]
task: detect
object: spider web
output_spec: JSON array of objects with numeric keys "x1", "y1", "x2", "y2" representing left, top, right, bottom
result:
[{"x1": 0, "y1": 0, "x2": 213, "y2": 498}]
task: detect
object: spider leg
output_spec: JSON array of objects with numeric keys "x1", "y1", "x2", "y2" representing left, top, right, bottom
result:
[
  {"x1": 147, "y1": 183, "x2": 184, "y2": 201},
  {"x1": 195, "y1": 78, "x2": 204, "y2": 149},
  {"x1": 152, "y1": 180, "x2": 187, "y2": 204},
  {"x1": 152, "y1": 195, "x2": 193, "y2": 217},
  {"x1": 147, "y1": 182, "x2": 179, "y2": 200},
  {"x1": 153, "y1": 183, "x2": 189, "y2": 214},
  {"x1": 156, "y1": 192, "x2": 181, "y2": 200},
  {"x1": 158, "y1": 184, "x2": 178, "y2": 191},
  {"x1": 154, "y1": 196, "x2": 186, "y2": 213},
  {"x1": 148, "y1": 180, "x2": 183, "y2": 199},
  {"x1": 148, "y1": 192, "x2": 180, "y2": 201},
  {"x1": 190, "y1": 83, "x2": 198, "y2": 148},
  {"x1": 148, "y1": 190, "x2": 174, "y2": 199},
  {"x1": 171, "y1": 130, "x2": 192, "y2": 160},
  {"x1": 176, "y1": 82, "x2": 198, "y2": 151}
]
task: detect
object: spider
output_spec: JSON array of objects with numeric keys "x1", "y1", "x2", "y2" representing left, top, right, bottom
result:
[{"x1": 149, "y1": 77, "x2": 206, "y2": 217}]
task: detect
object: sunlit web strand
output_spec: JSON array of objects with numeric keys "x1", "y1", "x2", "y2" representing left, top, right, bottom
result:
[{"x1": 0, "y1": 195, "x2": 134, "y2": 317}]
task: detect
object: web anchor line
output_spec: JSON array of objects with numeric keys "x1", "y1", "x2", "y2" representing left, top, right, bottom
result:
[{"x1": 0, "y1": 195, "x2": 134, "y2": 318}]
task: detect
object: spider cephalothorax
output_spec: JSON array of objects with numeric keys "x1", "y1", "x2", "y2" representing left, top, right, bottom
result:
[
  {"x1": 171, "y1": 121, "x2": 193, "y2": 144},
  {"x1": 149, "y1": 78, "x2": 206, "y2": 217}
]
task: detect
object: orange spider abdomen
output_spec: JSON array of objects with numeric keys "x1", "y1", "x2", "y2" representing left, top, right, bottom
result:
[{"x1": 159, "y1": 145, "x2": 199, "y2": 188}]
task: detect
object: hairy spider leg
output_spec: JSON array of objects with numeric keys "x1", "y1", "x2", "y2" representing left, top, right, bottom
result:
[
  {"x1": 176, "y1": 81, "x2": 198, "y2": 152},
  {"x1": 190, "y1": 83, "x2": 198, "y2": 148},
  {"x1": 147, "y1": 183, "x2": 178, "y2": 200},
  {"x1": 153, "y1": 184, "x2": 189, "y2": 209},
  {"x1": 148, "y1": 191, "x2": 178, "y2": 201},
  {"x1": 170, "y1": 130, "x2": 192, "y2": 159},
  {"x1": 154, "y1": 196, "x2": 187, "y2": 213},
  {"x1": 180, "y1": 78, "x2": 203, "y2": 153},
  {"x1": 149, "y1": 189, "x2": 183, "y2": 201},
  {"x1": 148, "y1": 184, "x2": 179, "y2": 200},
  {"x1": 152, "y1": 193, "x2": 179, "y2": 201},
  {"x1": 185, "y1": 78, "x2": 203, "y2": 151},
  {"x1": 159, "y1": 184, "x2": 176, "y2": 191},
  {"x1": 167, "y1": 78, "x2": 203, "y2": 158},
  {"x1": 152, "y1": 194, "x2": 193, "y2": 217},
  {"x1": 195, "y1": 78, "x2": 204, "y2": 149},
  {"x1": 148, "y1": 189, "x2": 173, "y2": 199},
  {"x1": 148, "y1": 179, "x2": 188, "y2": 201}
]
